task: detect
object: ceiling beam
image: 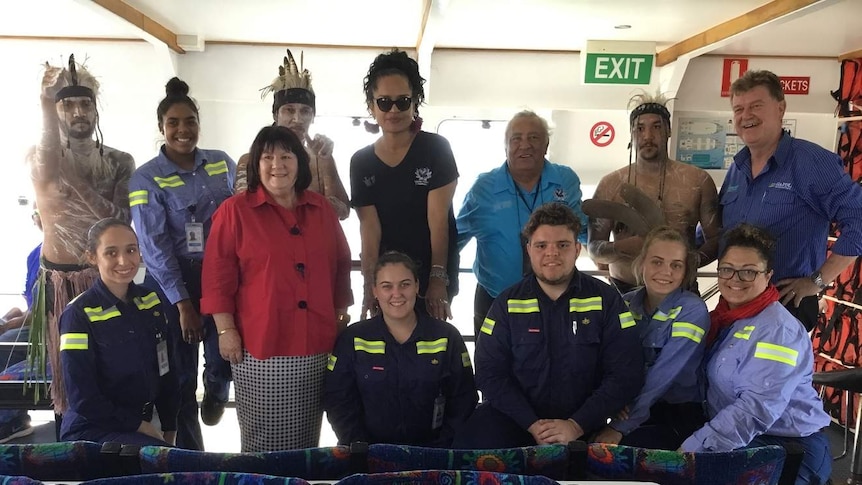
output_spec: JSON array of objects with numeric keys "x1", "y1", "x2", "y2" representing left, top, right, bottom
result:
[
  {"x1": 416, "y1": 0, "x2": 447, "y2": 103},
  {"x1": 656, "y1": 0, "x2": 827, "y2": 66},
  {"x1": 839, "y1": 48, "x2": 862, "y2": 61},
  {"x1": 416, "y1": 0, "x2": 433, "y2": 50},
  {"x1": 89, "y1": 0, "x2": 184, "y2": 54}
]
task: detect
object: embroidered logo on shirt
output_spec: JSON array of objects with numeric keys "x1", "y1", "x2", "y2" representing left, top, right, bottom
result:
[
  {"x1": 431, "y1": 359, "x2": 439, "y2": 365},
  {"x1": 554, "y1": 188, "x2": 566, "y2": 200},
  {"x1": 582, "y1": 318, "x2": 590, "y2": 325},
  {"x1": 768, "y1": 182, "x2": 793, "y2": 191},
  {"x1": 363, "y1": 176, "x2": 375, "y2": 187},
  {"x1": 414, "y1": 168, "x2": 433, "y2": 186},
  {"x1": 726, "y1": 184, "x2": 739, "y2": 193}
]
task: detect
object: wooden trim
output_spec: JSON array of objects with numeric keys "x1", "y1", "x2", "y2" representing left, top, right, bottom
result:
[
  {"x1": 0, "y1": 35, "x2": 143, "y2": 43},
  {"x1": 839, "y1": 48, "x2": 862, "y2": 61},
  {"x1": 701, "y1": 53, "x2": 835, "y2": 61},
  {"x1": 91, "y1": 0, "x2": 184, "y2": 54},
  {"x1": 416, "y1": 0, "x2": 432, "y2": 49},
  {"x1": 656, "y1": 0, "x2": 824, "y2": 66},
  {"x1": 205, "y1": 40, "x2": 412, "y2": 51},
  {"x1": 436, "y1": 46, "x2": 581, "y2": 55}
]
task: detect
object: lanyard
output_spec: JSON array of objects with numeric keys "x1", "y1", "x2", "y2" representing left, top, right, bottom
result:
[{"x1": 515, "y1": 177, "x2": 542, "y2": 212}]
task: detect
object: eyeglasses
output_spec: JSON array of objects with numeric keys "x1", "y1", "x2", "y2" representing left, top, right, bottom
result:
[
  {"x1": 375, "y1": 96, "x2": 413, "y2": 112},
  {"x1": 717, "y1": 267, "x2": 769, "y2": 282}
]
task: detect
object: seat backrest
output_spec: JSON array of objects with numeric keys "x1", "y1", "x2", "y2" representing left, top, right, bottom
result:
[
  {"x1": 0, "y1": 476, "x2": 44, "y2": 485},
  {"x1": 139, "y1": 445, "x2": 354, "y2": 480},
  {"x1": 587, "y1": 443, "x2": 785, "y2": 485},
  {"x1": 0, "y1": 441, "x2": 112, "y2": 480},
  {"x1": 79, "y1": 472, "x2": 310, "y2": 484},
  {"x1": 336, "y1": 469, "x2": 559, "y2": 484},
  {"x1": 367, "y1": 443, "x2": 571, "y2": 479}
]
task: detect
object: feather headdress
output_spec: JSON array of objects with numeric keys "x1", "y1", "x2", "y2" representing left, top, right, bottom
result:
[
  {"x1": 52, "y1": 54, "x2": 100, "y2": 102},
  {"x1": 628, "y1": 90, "x2": 674, "y2": 127}
]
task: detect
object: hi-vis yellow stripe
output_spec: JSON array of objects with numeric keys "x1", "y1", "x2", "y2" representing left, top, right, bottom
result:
[
  {"x1": 154, "y1": 175, "x2": 185, "y2": 188},
  {"x1": 734, "y1": 325, "x2": 756, "y2": 340},
  {"x1": 671, "y1": 322, "x2": 705, "y2": 344},
  {"x1": 480, "y1": 317, "x2": 495, "y2": 336},
  {"x1": 60, "y1": 333, "x2": 88, "y2": 351},
  {"x1": 326, "y1": 354, "x2": 337, "y2": 371},
  {"x1": 569, "y1": 297, "x2": 602, "y2": 313},
  {"x1": 84, "y1": 306, "x2": 121, "y2": 323},
  {"x1": 133, "y1": 292, "x2": 161, "y2": 311},
  {"x1": 354, "y1": 338, "x2": 385, "y2": 354},
  {"x1": 754, "y1": 342, "x2": 798, "y2": 367},
  {"x1": 508, "y1": 299, "x2": 539, "y2": 314},
  {"x1": 654, "y1": 306, "x2": 682, "y2": 322},
  {"x1": 204, "y1": 160, "x2": 229, "y2": 176},
  {"x1": 129, "y1": 190, "x2": 148, "y2": 207},
  {"x1": 461, "y1": 351, "x2": 472, "y2": 368},
  {"x1": 416, "y1": 338, "x2": 448, "y2": 354},
  {"x1": 619, "y1": 311, "x2": 636, "y2": 329}
]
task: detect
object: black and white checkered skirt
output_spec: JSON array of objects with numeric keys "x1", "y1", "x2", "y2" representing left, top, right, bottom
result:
[{"x1": 231, "y1": 351, "x2": 327, "y2": 452}]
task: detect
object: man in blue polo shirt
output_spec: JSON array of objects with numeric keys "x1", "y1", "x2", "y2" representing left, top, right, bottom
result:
[
  {"x1": 720, "y1": 69, "x2": 862, "y2": 330},
  {"x1": 456, "y1": 111, "x2": 587, "y2": 338}
]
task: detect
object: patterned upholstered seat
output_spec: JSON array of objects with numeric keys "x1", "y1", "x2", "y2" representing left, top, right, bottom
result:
[
  {"x1": 587, "y1": 443, "x2": 785, "y2": 485},
  {"x1": 0, "y1": 441, "x2": 114, "y2": 481},
  {"x1": 0, "y1": 476, "x2": 43, "y2": 485},
  {"x1": 80, "y1": 472, "x2": 310, "y2": 484},
  {"x1": 139, "y1": 445, "x2": 356, "y2": 480},
  {"x1": 367, "y1": 442, "x2": 581, "y2": 480},
  {"x1": 337, "y1": 469, "x2": 560, "y2": 484}
]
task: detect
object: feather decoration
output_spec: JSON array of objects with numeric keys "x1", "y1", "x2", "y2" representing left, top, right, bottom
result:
[{"x1": 259, "y1": 48, "x2": 314, "y2": 99}]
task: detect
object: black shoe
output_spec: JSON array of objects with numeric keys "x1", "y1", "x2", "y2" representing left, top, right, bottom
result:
[
  {"x1": 0, "y1": 415, "x2": 33, "y2": 444},
  {"x1": 200, "y1": 396, "x2": 225, "y2": 426}
]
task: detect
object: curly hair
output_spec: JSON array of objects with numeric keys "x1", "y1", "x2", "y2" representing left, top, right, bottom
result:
[
  {"x1": 522, "y1": 202, "x2": 582, "y2": 242},
  {"x1": 363, "y1": 49, "x2": 425, "y2": 110},
  {"x1": 719, "y1": 223, "x2": 777, "y2": 271}
]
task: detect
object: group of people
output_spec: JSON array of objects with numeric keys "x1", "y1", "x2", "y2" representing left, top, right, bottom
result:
[{"x1": 12, "y1": 45, "x2": 855, "y2": 485}]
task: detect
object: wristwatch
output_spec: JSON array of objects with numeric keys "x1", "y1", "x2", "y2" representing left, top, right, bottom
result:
[{"x1": 810, "y1": 271, "x2": 828, "y2": 291}]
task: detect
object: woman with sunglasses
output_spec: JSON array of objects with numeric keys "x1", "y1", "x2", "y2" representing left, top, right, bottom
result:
[
  {"x1": 680, "y1": 223, "x2": 830, "y2": 485},
  {"x1": 350, "y1": 49, "x2": 459, "y2": 321}
]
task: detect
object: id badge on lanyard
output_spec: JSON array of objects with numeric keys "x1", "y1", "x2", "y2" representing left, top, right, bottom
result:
[
  {"x1": 156, "y1": 335, "x2": 170, "y2": 376},
  {"x1": 186, "y1": 207, "x2": 204, "y2": 253}
]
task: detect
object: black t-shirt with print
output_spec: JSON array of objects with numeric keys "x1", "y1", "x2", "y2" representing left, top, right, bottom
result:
[{"x1": 350, "y1": 131, "x2": 460, "y2": 297}]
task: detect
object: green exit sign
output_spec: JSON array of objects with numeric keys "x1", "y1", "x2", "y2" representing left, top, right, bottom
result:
[{"x1": 584, "y1": 53, "x2": 654, "y2": 85}]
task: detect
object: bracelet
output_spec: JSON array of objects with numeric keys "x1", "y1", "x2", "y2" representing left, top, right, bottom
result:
[
  {"x1": 217, "y1": 328, "x2": 237, "y2": 336},
  {"x1": 429, "y1": 266, "x2": 449, "y2": 286}
]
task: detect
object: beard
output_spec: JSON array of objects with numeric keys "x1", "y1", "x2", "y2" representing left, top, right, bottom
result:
[
  {"x1": 61, "y1": 119, "x2": 95, "y2": 140},
  {"x1": 534, "y1": 265, "x2": 576, "y2": 287}
]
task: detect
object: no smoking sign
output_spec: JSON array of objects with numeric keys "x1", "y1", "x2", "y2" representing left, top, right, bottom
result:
[{"x1": 590, "y1": 121, "x2": 615, "y2": 147}]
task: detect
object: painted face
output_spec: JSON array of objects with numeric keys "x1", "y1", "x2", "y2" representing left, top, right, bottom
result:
[
  {"x1": 506, "y1": 116, "x2": 549, "y2": 175},
  {"x1": 641, "y1": 239, "x2": 687, "y2": 300},
  {"x1": 369, "y1": 74, "x2": 415, "y2": 134},
  {"x1": 56, "y1": 96, "x2": 96, "y2": 139},
  {"x1": 160, "y1": 102, "x2": 199, "y2": 160},
  {"x1": 731, "y1": 85, "x2": 786, "y2": 150},
  {"x1": 275, "y1": 103, "x2": 314, "y2": 140},
  {"x1": 633, "y1": 113, "x2": 669, "y2": 162},
  {"x1": 89, "y1": 225, "x2": 140, "y2": 290},
  {"x1": 258, "y1": 145, "x2": 298, "y2": 198},
  {"x1": 373, "y1": 262, "x2": 418, "y2": 321},
  {"x1": 527, "y1": 224, "x2": 581, "y2": 288},
  {"x1": 717, "y1": 246, "x2": 772, "y2": 309}
]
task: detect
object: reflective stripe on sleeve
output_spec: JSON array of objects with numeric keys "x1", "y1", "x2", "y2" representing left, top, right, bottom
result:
[
  {"x1": 480, "y1": 317, "x2": 495, "y2": 335},
  {"x1": 754, "y1": 342, "x2": 799, "y2": 367},
  {"x1": 204, "y1": 160, "x2": 229, "y2": 176},
  {"x1": 129, "y1": 190, "x2": 148, "y2": 207},
  {"x1": 60, "y1": 333, "x2": 88, "y2": 351},
  {"x1": 671, "y1": 321, "x2": 705, "y2": 344},
  {"x1": 619, "y1": 311, "x2": 636, "y2": 329},
  {"x1": 354, "y1": 338, "x2": 385, "y2": 354},
  {"x1": 733, "y1": 325, "x2": 756, "y2": 340},
  {"x1": 326, "y1": 354, "x2": 337, "y2": 371},
  {"x1": 569, "y1": 296, "x2": 602, "y2": 313},
  {"x1": 508, "y1": 299, "x2": 540, "y2": 314},
  {"x1": 416, "y1": 338, "x2": 448, "y2": 354},
  {"x1": 461, "y1": 351, "x2": 472, "y2": 368},
  {"x1": 84, "y1": 306, "x2": 121, "y2": 323},
  {"x1": 153, "y1": 175, "x2": 185, "y2": 188}
]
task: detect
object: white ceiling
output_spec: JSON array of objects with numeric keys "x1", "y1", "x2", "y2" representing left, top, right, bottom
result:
[{"x1": 0, "y1": 0, "x2": 859, "y2": 58}]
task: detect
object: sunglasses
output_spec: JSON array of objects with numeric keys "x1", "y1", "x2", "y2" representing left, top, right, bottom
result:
[{"x1": 375, "y1": 96, "x2": 413, "y2": 112}]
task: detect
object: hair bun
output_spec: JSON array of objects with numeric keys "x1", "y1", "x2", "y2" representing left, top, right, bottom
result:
[{"x1": 165, "y1": 77, "x2": 190, "y2": 97}]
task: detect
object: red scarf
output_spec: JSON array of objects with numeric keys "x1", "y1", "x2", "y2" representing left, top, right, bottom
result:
[{"x1": 707, "y1": 284, "x2": 779, "y2": 347}]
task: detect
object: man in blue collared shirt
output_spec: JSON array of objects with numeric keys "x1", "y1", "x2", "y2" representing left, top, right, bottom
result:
[
  {"x1": 720, "y1": 70, "x2": 862, "y2": 330},
  {"x1": 456, "y1": 111, "x2": 587, "y2": 338}
]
